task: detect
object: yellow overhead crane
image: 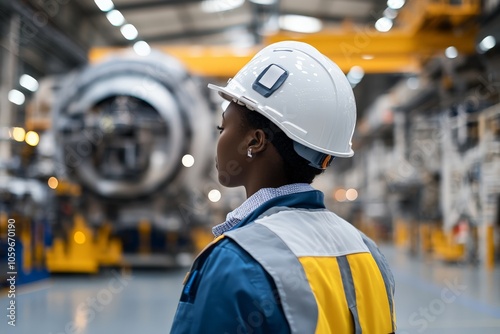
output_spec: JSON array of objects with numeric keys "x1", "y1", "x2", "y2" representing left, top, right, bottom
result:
[{"x1": 89, "y1": 0, "x2": 480, "y2": 76}]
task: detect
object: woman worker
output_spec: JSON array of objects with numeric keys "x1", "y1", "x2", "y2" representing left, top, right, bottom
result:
[{"x1": 170, "y1": 41, "x2": 396, "y2": 334}]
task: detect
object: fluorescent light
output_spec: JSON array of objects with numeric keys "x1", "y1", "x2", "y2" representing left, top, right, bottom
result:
[
  {"x1": 375, "y1": 17, "x2": 393, "y2": 32},
  {"x1": 106, "y1": 9, "x2": 125, "y2": 26},
  {"x1": 445, "y1": 46, "x2": 458, "y2": 59},
  {"x1": 387, "y1": 0, "x2": 405, "y2": 10},
  {"x1": 94, "y1": 0, "x2": 114, "y2": 12},
  {"x1": 279, "y1": 15, "x2": 322, "y2": 33},
  {"x1": 249, "y1": 0, "x2": 276, "y2": 4},
  {"x1": 120, "y1": 24, "x2": 138, "y2": 40},
  {"x1": 8, "y1": 89, "x2": 25, "y2": 105},
  {"x1": 479, "y1": 35, "x2": 496, "y2": 52},
  {"x1": 133, "y1": 41, "x2": 151, "y2": 56},
  {"x1": 19, "y1": 74, "x2": 39, "y2": 92},
  {"x1": 201, "y1": 0, "x2": 244, "y2": 13}
]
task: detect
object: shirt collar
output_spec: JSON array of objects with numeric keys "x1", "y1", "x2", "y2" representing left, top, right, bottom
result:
[{"x1": 212, "y1": 183, "x2": 315, "y2": 237}]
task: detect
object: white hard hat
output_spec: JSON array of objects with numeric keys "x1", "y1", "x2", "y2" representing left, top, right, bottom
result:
[{"x1": 208, "y1": 41, "x2": 356, "y2": 168}]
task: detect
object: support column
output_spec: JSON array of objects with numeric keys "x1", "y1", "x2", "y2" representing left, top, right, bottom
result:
[{"x1": 0, "y1": 14, "x2": 20, "y2": 174}]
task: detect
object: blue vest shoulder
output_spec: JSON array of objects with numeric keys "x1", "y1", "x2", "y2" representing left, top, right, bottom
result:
[
  {"x1": 170, "y1": 190, "x2": 325, "y2": 334},
  {"x1": 171, "y1": 237, "x2": 289, "y2": 334}
]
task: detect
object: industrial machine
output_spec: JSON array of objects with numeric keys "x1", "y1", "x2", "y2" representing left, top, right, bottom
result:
[{"x1": 34, "y1": 50, "x2": 220, "y2": 272}]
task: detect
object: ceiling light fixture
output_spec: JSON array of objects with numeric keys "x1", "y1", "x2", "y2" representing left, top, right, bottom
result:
[
  {"x1": 387, "y1": 0, "x2": 405, "y2": 10},
  {"x1": 120, "y1": 24, "x2": 138, "y2": 40},
  {"x1": 478, "y1": 35, "x2": 496, "y2": 53},
  {"x1": 94, "y1": 0, "x2": 114, "y2": 12},
  {"x1": 249, "y1": 0, "x2": 276, "y2": 5},
  {"x1": 445, "y1": 46, "x2": 458, "y2": 59},
  {"x1": 375, "y1": 17, "x2": 393, "y2": 32},
  {"x1": 201, "y1": 0, "x2": 244, "y2": 13},
  {"x1": 279, "y1": 15, "x2": 322, "y2": 33},
  {"x1": 106, "y1": 9, "x2": 125, "y2": 26},
  {"x1": 133, "y1": 41, "x2": 151, "y2": 56},
  {"x1": 383, "y1": 8, "x2": 398, "y2": 20},
  {"x1": 19, "y1": 74, "x2": 39, "y2": 92},
  {"x1": 8, "y1": 89, "x2": 25, "y2": 105}
]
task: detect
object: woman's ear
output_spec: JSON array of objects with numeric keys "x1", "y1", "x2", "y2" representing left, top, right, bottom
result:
[{"x1": 248, "y1": 129, "x2": 267, "y2": 154}]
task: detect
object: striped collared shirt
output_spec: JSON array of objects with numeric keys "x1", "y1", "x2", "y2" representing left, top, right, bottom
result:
[{"x1": 212, "y1": 183, "x2": 315, "y2": 237}]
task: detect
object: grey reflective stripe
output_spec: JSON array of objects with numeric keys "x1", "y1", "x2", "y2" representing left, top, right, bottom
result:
[
  {"x1": 360, "y1": 232, "x2": 396, "y2": 332},
  {"x1": 255, "y1": 208, "x2": 370, "y2": 257},
  {"x1": 337, "y1": 256, "x2": 362, "y2": 334},
  {"x1": 225, "y1": 223, "x2": 318, "y2": 334}
]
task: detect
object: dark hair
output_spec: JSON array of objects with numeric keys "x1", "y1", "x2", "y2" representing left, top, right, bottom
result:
[{"x1": 240, "y1": 108, "x2": 323, "y2": 184}]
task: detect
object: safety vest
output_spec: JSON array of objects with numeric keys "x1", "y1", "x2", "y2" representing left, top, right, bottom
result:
[{"x1": 224, "y1": 207, "x2": 396, "y2": 334}]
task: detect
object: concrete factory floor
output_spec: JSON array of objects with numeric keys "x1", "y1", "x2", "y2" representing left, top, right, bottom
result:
[{"x1": 1, "y1": 245, "x2": 499, "y2": 334}]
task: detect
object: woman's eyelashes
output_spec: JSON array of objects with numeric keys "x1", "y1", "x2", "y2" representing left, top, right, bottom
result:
[{"x1": 216, "y1": 125, "x2": 224, "y2": 134}]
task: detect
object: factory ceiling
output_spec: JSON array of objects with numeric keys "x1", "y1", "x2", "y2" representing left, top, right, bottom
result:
[
  {"x1": 0, "y1": 0, "x2": 494, "y2": 116},
  {"x1": 1, "y1": 0, "x2": 393, "y2": 71},
  {"x1": 82, "y1": 0, "x2": 391, "y2": 45}
]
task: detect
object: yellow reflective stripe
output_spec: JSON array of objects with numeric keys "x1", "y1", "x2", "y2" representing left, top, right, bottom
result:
[
  {"x1": 299, "y1": 257, "x2": 353, "y2": 334},
  {"x1": 347, "y1": 253, "x2": 393, "y2": 333}
]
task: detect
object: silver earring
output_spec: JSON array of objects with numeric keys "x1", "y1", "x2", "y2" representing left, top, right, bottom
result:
[{"x1": 247, "y1": 148, "x2": 253, "y2": 158}]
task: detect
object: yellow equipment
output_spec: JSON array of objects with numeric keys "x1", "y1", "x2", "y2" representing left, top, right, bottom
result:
[
  {"x1": 46, "y1": 214, "x2": 122, "y2": 273},
  {"x1": 89, "y1": 0, "x2": 480, "y2": 76}
]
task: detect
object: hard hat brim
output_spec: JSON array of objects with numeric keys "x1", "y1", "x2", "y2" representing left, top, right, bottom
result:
[{"x1": 208, "y1": 83, "x2": 240, "y2": 104}]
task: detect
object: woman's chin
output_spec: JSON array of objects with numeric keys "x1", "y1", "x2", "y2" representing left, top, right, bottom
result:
[{"x1": 217, "y1": 172, "x2": 238, "y2": 188}]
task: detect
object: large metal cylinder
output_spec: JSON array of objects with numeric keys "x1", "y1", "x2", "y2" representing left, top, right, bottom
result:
[{"x1": 53, "y1": 51, "x2": 214, "y2": 200}]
